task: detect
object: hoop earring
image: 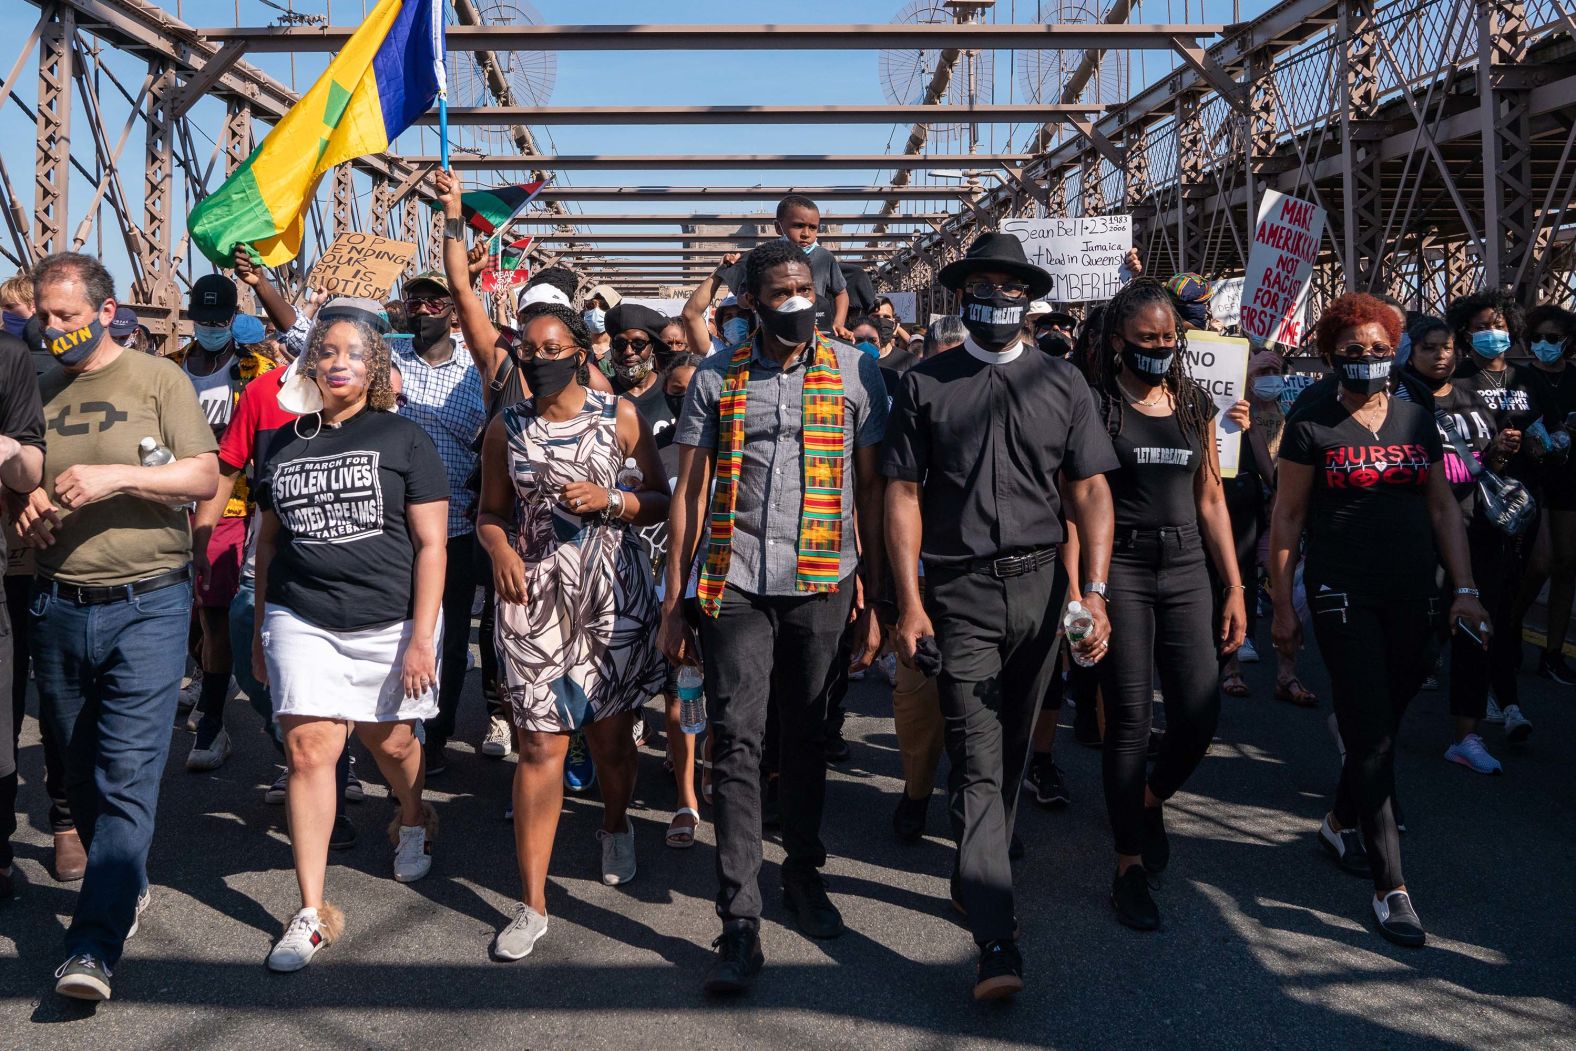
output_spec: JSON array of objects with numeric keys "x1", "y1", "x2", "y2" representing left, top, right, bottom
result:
[{"x1": 293, "y1": 412, "x2": 322, "y2": 441}]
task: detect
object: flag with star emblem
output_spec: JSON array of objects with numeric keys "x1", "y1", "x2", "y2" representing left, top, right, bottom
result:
[{"x1": 189, "y1": 0, "x2": 443, "y2": 268}]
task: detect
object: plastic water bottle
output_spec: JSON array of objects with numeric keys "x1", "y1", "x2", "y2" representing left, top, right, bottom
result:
[
  {"x1": 676, "y1": 665, "x2": 706, "y2": 734},
  {"x1": 616, "y1": 456, "x2": 643, "y2": 490},
  {"x1": 1065, "y1": 601, "x2": 1098, "y2": 668},
  {"x1": 139, "y1": 437, "x2": 194, "y2": 511}
]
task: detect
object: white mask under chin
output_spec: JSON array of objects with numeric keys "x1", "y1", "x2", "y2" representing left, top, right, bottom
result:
[
  {"x1": 278, "y1": 371, "x2": 325, "y2": 415},
  {"x1": 778, "y1": 295, "x2": 814, "y2": 314}
]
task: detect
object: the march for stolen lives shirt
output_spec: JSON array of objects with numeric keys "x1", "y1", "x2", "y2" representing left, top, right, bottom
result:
[
  {"x1": 256, "y1": 408, "x2": 449, "y2": 632},
  {"x1": 1280, "y1": 387, "x2": 1443, "y2": 597},
  {"x1": 37, "y1": 349, "x2": 217, "y2": 585}
]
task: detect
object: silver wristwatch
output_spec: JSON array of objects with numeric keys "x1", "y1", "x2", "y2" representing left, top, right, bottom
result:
[{"x1": 1084, "y1": 581, "x2": 1109, "y2": 601}]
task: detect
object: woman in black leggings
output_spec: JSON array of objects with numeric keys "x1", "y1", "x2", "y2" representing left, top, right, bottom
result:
[
  {"x1": 1269, "y1": 293, "x2": 1488, "y2": 948},
  {"x1": 1092, "y1": 279, "x2": 1246, "y2": 931}
]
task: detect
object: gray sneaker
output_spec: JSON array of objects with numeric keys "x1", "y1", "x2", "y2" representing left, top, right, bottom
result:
[
  {"x1": 492, "y1": 903, "x2": 548, "y2": 961},
  {"x1": 597, "y1": 818, "x2": 637, "y2": 886},
  {"x1": 54, "y1": 953, "x2": 113, "y2": 1001}
]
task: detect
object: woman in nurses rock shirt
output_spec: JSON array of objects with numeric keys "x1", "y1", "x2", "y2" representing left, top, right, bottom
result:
[
  {"x1": 1268, "y1": 294, "x2": 1489, "y2": 950},
  {"x1": 1397, "y1": 318, "x2": 1525, "y2": 776}
]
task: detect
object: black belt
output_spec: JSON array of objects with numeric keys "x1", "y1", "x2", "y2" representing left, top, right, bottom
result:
[
  {"x1": 1115, "y1": 524, "x2": 1199, "y2": 543},
  {"x1": 36, "y1": 566, "x2": 191, "y2": 606},
  {"x1": 958, "y1": 547, "x2": 1057, "y2": 579}
]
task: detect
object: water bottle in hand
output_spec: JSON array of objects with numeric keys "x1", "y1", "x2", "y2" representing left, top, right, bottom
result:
[
  {"x1": 1065, "y1": 600, "x2": 1098, "y2": 667},
  {"x1": 139, "y1": 437, "x2": 194, "y2": 511},
  {"x1": 676, "y1": 665, "x2": 706, "y2": 734}
]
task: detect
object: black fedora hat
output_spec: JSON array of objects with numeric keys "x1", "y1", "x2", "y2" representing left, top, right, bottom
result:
[{"x1": 938, "y1": 232, "x2": 1053, "y2": 299}]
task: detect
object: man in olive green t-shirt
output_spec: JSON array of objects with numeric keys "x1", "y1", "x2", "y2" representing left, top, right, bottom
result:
[{"x1": 15, "y1": 252, "x2": 218, "y2": 1003}]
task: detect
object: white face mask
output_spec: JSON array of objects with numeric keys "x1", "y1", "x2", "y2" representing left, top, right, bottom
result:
[
  {"x1": 776, "y1": 295, "x2": 814, "y2": 314},
  {"x1": 278, "y1": 369, "x2": 325, "y2": 415}
]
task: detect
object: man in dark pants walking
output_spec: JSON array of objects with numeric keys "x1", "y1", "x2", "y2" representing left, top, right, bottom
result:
[
  {"x1": 662, "y1": 241, "x2": 887, "y2": 996},
  {"x1": 884, "y1": 233, "x2": 1117, "y2": 1001}
]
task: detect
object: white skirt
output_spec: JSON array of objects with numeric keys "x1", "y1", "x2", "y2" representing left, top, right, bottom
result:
[{"x1": 263, "y1": 604, "x2": 442, "y2": 723}]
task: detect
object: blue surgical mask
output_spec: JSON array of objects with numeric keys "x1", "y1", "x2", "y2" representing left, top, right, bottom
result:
[
  {"x1": 854, "y1": 340, "x2": 880, "y2": 359},
  {"x1": 1532, "y1": 338, "x2": 1566, "y2": 365},
  {"x1": 1251, "y1": 375, "x2": 1286, "y2": 400},
  {"x1": 583, "y1": 308, "x2": 606, "y2": 334},
  {"x1": 194, "y1": 323, "x2": 232, "y2": 351},
  {"x1": 721, "y1": 316, "x2": 751, "y2": 347},
  {"x1": 1, "y1": 310, "x2": 25, "y2": 338},
  {"x1": 780, "y1": 235, "x2": 815, "y2": 255},
  {"x1": 1471, "y1": 329, "x2": 1511, "y2": 358}
]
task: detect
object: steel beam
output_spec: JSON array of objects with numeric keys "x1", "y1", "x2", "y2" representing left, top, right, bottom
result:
[
  {"x1": 404, "y1": 154, "x2": 1035, "y2": 171},
  {"x1": 32, "y1": 2, "x2": 72, "y2": 258},
  {"x1": 200, "y1": 23, "x2": 1225, "y2": 53},
  {"x1": 414, "y1": 105, "x2": 1105, "y2": 126},
  {"x1": 1478, "y1": 0, "x2": 1535, "y2": 293},
  {"x1": 515, "y1": 233, "x2": 918, "y2": 243},
  {"x1": 500, "y1": 214, "x2": 945, "y2": 226},
  {"x1": 137, "y1": 56, "x2": 176, "y2": 343},
  {"x1": 528, "y1": 186, "x2": 982, "y2": 201},
  {"x1": 1339, "y1": 0, "x2": 1384, "y2": 291}
]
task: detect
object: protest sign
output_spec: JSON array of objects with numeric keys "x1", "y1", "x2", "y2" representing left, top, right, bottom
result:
[
  {"x1": 1239, "y1": 191, "x2": 1325, "y2": 348},
  {"x1": 480, "y1": 269, "x2": 530, "y2": 294},
  {"x1": 1184, "y1": 331, "x2": 1250, "y2": 478},
  {"x1": 309, "y1": 233, "x2": 417, "y2": 300},
  {"x1": 885, "y1": 290, "x2": 918, "y2": 322},
  {"x1": 1211, "y1": 276, "x2": 1245, "y2": 328},
  {"x1": 1001, "y1": 215, "x2": 1132, "y2": 303}
]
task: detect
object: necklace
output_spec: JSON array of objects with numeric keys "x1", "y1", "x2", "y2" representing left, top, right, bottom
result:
[
  {"x1": 1339, "y1": 389, "x2": 1387, "y2": 440},
  {"x1": 1479, "y1": 366, "x2": 1507, "y2": 391},
  {"x1": 1117, "y1": 374, "x2": 1167, "y2": 408}
]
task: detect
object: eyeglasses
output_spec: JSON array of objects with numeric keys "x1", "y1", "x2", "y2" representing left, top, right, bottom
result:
[
  {"x1": 405, "y1": 296, "x2": 453, "y2": 314},
  {"x1": 962, "y1": 279, "x2": 1031, "y2": 301},
  {"x1": 1337, "y1": 342, "x2": 1393, "y2": 358},
  {"x1": 611, "y1": 336, "x2": 651, "y2": 353},
  {"x1": 313, "y1": 347, "x2": 368, "y2": 364},
  {"x1": 518, "y1": 342, "x2": 580, "y2": 360}
]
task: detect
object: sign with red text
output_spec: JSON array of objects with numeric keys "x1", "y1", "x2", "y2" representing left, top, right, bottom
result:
[
  {"x1": 1239, "y1": 191, "x2": 1325, "y2": 348},
  {"x1": 1001, "y1": 214, "x2": 1132, "y2": 303},
  {"x1": 480, "y1": 268, "x2": 530, "y2": 293}
]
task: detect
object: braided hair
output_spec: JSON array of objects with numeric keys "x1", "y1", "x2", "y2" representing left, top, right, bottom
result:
[{"x1": 1095, "y1": 276, "x2": 1218, "y2": 479}]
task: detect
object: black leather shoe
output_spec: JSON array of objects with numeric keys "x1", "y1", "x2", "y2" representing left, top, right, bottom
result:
[
  {"x1": 1141, "y1": 803, "x2": 1169, "y2": 875},
  {"x1": 703, "y1": 924, "x2": 764, "y2": 995},
  {"x1": 782, "y1": 870, "x2": 844, "y2": 939},
  {"x1": 824, "y1": 730, "x2": 850, "y2": 763},
  {"x1": 329, "y1": 813, "x2": 357, "y2": 851},
  {"x1": 892, "y1": 792, "x2": 928, "y2": 843},
  {"x1": 973, "y1": 939, "x2": 1024, "y2": 1001},
  {"x1": 1111, "y1": 866, "x2": 1160, "y2": 931}
]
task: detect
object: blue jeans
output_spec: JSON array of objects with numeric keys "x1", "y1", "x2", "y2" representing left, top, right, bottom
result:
[{"x1": 32, "y1": 577, "x2": 191, "y2": 967}]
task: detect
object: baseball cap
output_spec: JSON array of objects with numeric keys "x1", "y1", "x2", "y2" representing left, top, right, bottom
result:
[
  {"x1": 190, "y1": 273, "x2": 238, "y2": 323},
  {"x1": 405, "y1": 270, "x2": 451, "y2": 296},
  {"x1": 108, "y1": 305, "x2": 139, "y2": 339},
  {"x1": 589, "y1": 283, "x2": 622, "y2": 309},
  {"x1": 519, "y1": 283, "x2": 571, "y2": 308},
  {"x1": 232, "y1": 314, "x2": 267, "y2": 345}
]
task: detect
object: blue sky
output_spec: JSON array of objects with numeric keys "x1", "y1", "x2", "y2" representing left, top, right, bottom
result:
[{"x1": 0, "y1": 0, "x2": 1271, "y2": 293}]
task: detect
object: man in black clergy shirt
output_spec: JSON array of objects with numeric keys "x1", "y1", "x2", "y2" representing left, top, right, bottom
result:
[{"x1": 883, "y1": 233, "x2": 1117, "y2": 1002}]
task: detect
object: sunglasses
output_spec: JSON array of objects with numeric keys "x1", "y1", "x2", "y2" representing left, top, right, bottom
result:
[
  {"x1": 611, "y1": 336, "x2": 652, "y2": 353},
  {"x1": 406, "y1": 296, "x2": 453, "y2": 313},
  {"x1": 962, "y1": 279, "x2": 1031, "y2": 301},
  {"x1": 1337, "y1": 342, "x2": 1393, "y2": 358}
]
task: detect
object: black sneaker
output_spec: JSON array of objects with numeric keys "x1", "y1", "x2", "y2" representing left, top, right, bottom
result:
[
  {"x1": 972, "y1": 939, "x2": 1024, "y2": 1001},
  {"x1": 1111, "y1": 866, "x2": 1160, "y2": 931},
  {"x1": 1318, "y1": 814, "x2": 1370, "y2": 876},
  {"x1": 54, "y1": 953, "x2": 113, "y2": 1001},
  {"x1": 782, "y1": 870, "x2": 844, "y2": 939},
  {"x1": 1373, "y1": 890, "x2": 1426, "y2": 947},
  {"x1": 329, "y1": 813, "x2": 358, "y2": 852},
  {"x1": 824, "y1": 729, "x2": 850, "y2": 764},
  {"x1": 1141, "y1": 803, "x2": 1169, "y2": 876},
  {"x1": 1073, "y1": 702, "x2": 1102, "y2": 747},
  {"x1": 1538, "y1": 651, "x2": 1576, "y2": 686},
  {"x1": 1023, "y1": 754, "x2": 1070, "y2": 808},
  {"x1": 1008, "y1": 832, "x2": 1025, "y2": 862},
  {"x1": 892, "y1": 791, "x2": 928, "y2": 843},
  {"x1": 703, "y1": 924, "x2": 764, "y2": 995},
  {"x1": 424, "y1": 740, "x2": 448, "y2": 777}
]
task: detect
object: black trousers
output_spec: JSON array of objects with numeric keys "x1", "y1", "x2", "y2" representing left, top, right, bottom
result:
[
  {"x1": 926, "y1": 559, "x2": 1065, "y2": 946},
  {"x1": 1447, "y1": 521, "x2": 1522, "y2": 720},
  {"x1": 697, "y1": 577, "x2": 854, "y2": 926},
  {"x1": 1217, "y1": 473, "x2": 1264, "y2": 645},
  {"x1": 424, "y1": 532, "x2": 480, "y2": 745},
  {"x1": 1310, "y1": 586, "x2": 1436, "y2": 894},
  {"x1": 1099, "y1": 525, "x2": 1220, "y2": 857},
  {"x1": 3, "y1": 574, "x2": 70, "y2": 867}
]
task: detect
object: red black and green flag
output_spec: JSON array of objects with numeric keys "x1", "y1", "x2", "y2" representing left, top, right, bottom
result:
[{"x1": 437, "y1": 180, "x2": 545, "y2": 235}]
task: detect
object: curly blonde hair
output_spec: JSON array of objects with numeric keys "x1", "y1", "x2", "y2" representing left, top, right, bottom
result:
[{"x1": 306, "y1": 317, "x2": 397, "y2": 412}]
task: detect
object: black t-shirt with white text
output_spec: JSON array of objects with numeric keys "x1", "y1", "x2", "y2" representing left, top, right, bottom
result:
[
  {"x1": 1280, "y1": 387, "x2": 1443, "y2": 596},
  {"x1": 257, "y1": 408, "x2": 449, "y2": 631},
  {"x1": 1105, "y1": 389, "x2": 1215, "y2": 530},
  {"x1": 616, "y1": 377, "x2": 678, "y2": 573},
  {"x1": 1396, "y1": 376, "x2": 1495, "y2": 523}
]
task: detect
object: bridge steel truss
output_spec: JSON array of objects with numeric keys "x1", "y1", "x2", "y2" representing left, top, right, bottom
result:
[{"x1": 6, "y1": 0, "x2": 1574, "y2": 344}]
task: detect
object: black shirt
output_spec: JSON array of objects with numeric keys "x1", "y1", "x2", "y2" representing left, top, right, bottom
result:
[
  {"x1": 841, "y1": 263, "x2": 877, "y2": 319},
  {"x1": 1398, "y1": 376, "x2": 1495, "y2": 523},
  {"x1": 877, "y1": 345, "x2": 919, "y2": 401},
  {"x1": 0, "y1": 332, "x2": 46, "y2": 568},
  {"x1": 257, "y1": 409, "x2": 449, "y2": 631},
  {"x1": 1280, "y1": 387, "x2": 1443, "y2": 596},
  {"x1": 616, "y1": 377, "x2": 678, "y2": 573},
  {"x1": 1104, "y1": 390, "x2": 1215, "y2": 529},
  {"x1": 882, "y1": 338, "x2": 1119, "y2": 568}
]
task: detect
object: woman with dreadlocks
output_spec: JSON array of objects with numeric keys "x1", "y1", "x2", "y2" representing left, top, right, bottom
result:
[{"x1": 1092, "y1": 277, "x2": 1247, "y2": 932}]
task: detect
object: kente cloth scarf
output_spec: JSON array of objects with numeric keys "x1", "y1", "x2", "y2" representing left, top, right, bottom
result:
[{"x1": 697, "y1": 334, "x2": 845, "y2": 617}]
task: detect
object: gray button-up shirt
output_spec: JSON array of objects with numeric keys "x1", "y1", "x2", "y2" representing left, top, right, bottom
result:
[{"x1": 675, "y1": 339, "x2": 887, "y2": 597}]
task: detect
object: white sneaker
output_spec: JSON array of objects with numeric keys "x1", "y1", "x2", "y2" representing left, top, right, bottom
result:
[
  {"x1": 481, "y1": 715, "x2": 512, "y2": 758},
  {"x1": 491, "y1": 902, "x2": 548, "y2": 961},
  {"x1": 266, "y1": 906, "x2": 341, "y2": 973},
  {"x1": 264, "y1": 768, "x2": 289, "y2": 805},
  {"x1": 597, "y1": 818, "x2": 637, "y2": 886},
  {"x1": 1444, "y1": 733, "x2": 1503, "y2": 775},
  {"x1": 126, "y1": 887, "x2": 151, "y2": 939},
  {"x1": 392, "y1": 817, "x2": 433, "y2": 883},
  {"x1": 1503, "y1": 704, "x2": 1532, "y2": 743},
  {"x1": 1238, "y1": 637, "x2": 1261, "y2": 664},
  {"x1": 185, "y1": 728, "x2": 232, "y2": 771},
  {"x1": 1482, "y1": 692, "x2": 1506, "y2": 724}
]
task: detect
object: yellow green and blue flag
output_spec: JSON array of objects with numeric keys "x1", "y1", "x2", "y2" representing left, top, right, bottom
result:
[{"x1": 189, "y1": 0, "x2": 445, "y2": 268}]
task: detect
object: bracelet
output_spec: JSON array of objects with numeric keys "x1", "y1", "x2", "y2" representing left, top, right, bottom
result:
[
  {"x1": 1223, "y1": 584, "x2": 1246, "y2": 592},
  {"x1": 1454, "y1": 586, "x2": 1480, "y2": 597},
  {"x1": 443, "y1": 217, "x2": 466, "y2": 241},
  {"x1": 603, "y1": 487, "x2": 625, "y2": 521}
]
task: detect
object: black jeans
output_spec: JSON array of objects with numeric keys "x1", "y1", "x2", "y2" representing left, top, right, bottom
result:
[
  {"x1": 3, "y1": 574, "x2": 70, "y2": 858},
  {"x1": 1217, "y1": 473, "x2": 1264, "y2": 646},
  {"x1": 1099, "y1": 525, "x2": 1220, "y2": 858},
  {"x1": 1310, "y1": 586, "x2": 1437, "y2": 894},
  {"x1": 697, "y1": 577, "x2": 854, "y2": 927},
  {"x1": 424, "y1": 532, "x2": 480, "y2": 746},
  {"x1": 1448, "y1": 521, "x2": 1522, "y2": 720},
  {"x1": 926, "y1": 558, "x2": 1064, "y2": 946}
]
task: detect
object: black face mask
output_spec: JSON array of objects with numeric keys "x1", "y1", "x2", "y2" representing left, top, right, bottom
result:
[
  {"x1": 756, "y1": 298, "x2": 816, "y2": 347},
  {"x1": 960, "y1": 292, "x2": 1024, "y2": 349},
  {"x1": 876, "y1": 316, "x2": 897, "y2": 344},
  {"x1": 520, "y1": 353, "x2": 582, "y2": 400},
  {"x1": 1338, "y1": 356, "x2": 1392, "y2": 396},
  {"x1": 43, "y1": 315, "x2": 107, "y2": 367},
  {"x1": 411, "y1": 313, "x2": 451, "y2": 349},
  {"x1": 1037, "y1": 332, "x2": 1073, "y2": 358},
  {"x1": 1120, "y1": 341, "x2": 1174, "y2": 385},
  {"x1": 665, "y1": 391, "x2": 686, "y2": 418}
]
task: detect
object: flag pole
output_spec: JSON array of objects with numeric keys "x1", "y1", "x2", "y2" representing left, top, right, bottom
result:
[{"x1": 433, "y1": 0, "x2": 449, "y2": 172}]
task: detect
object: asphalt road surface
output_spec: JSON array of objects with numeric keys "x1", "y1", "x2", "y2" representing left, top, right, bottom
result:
[{"x1": 3, "y1": 634, "x2": 1574, "y2": 1050}]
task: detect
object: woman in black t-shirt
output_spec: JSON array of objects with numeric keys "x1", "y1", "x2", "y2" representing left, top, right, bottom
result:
[
  {"x1": 1091, "y1": 278, "x2": 1247, "y2": 932},
  {"x1": 1269, "y1": 294, "x2": 1488, "y2": 949},
  {"x1": 252, "y1": 317, "x2": 450, "y2": 973}
]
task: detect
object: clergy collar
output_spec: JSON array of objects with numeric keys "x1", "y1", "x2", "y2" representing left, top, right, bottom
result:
[{"x1": 963, "y1": 334, "x2": 1026, "y2": 365}]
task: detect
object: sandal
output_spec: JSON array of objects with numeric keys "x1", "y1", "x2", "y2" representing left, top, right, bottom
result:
[
  {"x1": 665, "y1": 807, "x2": 700, "y2": 849},
  {"x1": 1275, "y1": 676, "x2": 1317, "y2": 707},
  {"x1": 1221, "y1": 671, "x2": 1250, "y2": 698}
]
